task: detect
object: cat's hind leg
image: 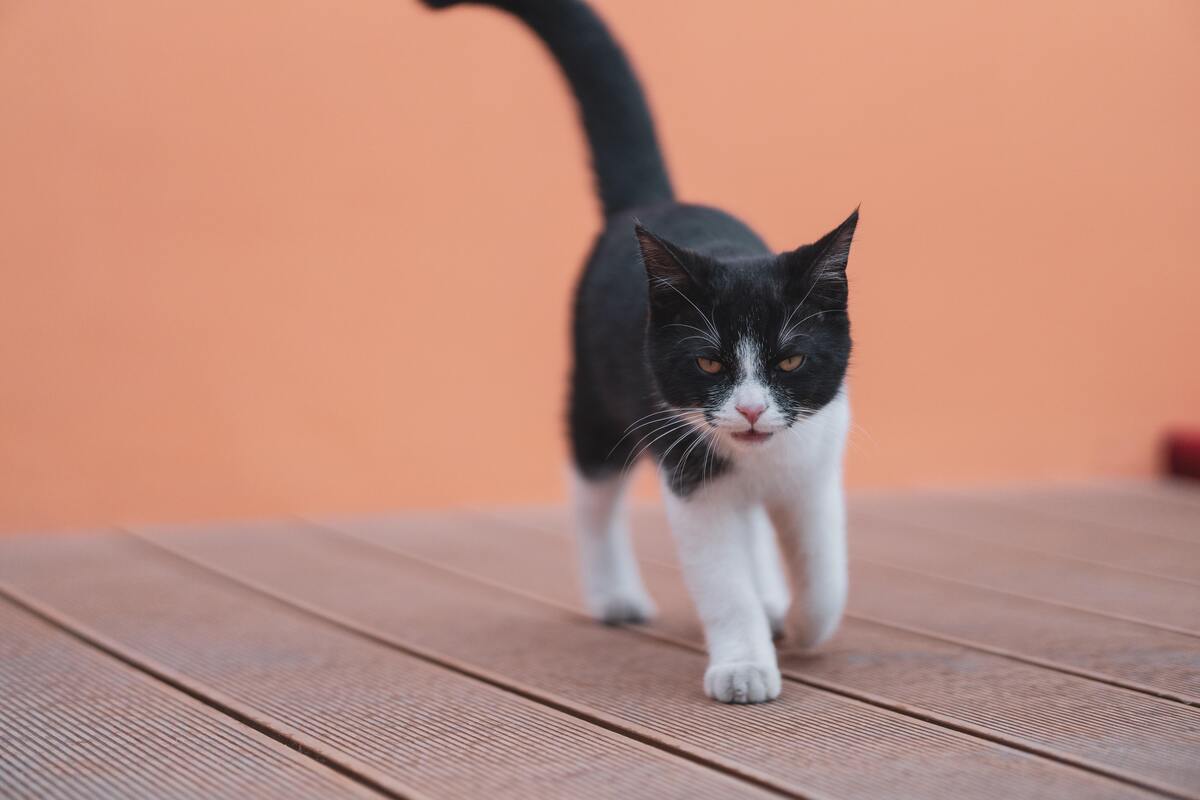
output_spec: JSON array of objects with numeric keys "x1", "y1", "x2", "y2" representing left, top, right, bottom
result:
[
  {"x1": 748, "y1": 505, "x2": 791, "y2": 640},
  {"x1": 570, "y1": 469, "x2": 656, "y2": 624},
  {"x1": 567, "y1": 364, "x2": 655, "y2": 624},
  {"x1": 769, "y1": 471, "x2": 848, "y2": 650}
]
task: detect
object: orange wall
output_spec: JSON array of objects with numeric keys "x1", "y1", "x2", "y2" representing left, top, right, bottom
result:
[{"x1": 2, "y1": 0, "x2": 1198, "y2": 531}]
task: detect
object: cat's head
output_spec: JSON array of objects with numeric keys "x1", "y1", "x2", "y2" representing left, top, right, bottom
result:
[{"x1": 637, "y1": 210, "x2": 857, "y2": 450}]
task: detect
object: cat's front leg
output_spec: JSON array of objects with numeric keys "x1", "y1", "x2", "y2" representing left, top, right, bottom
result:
[
  {"x1": 664, "y1": 489, "x2": 781, "y2": 703},
  {"x1": 770, "y1": 472, "x2": 848, "y2": 650}
]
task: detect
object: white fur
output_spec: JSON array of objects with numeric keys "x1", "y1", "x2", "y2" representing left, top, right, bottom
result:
[
  {"x1": 571, "y1": 470, "x2": 657, "y2": 623},
  {"x1": 712, "y1": 340, "x2": 793, "y2": 434},
  {"x1": 663, "y1": 390, "x2": 849, "y2": 702},
  {"x1": 572, "y1": 385, "x2": 850, "y2": 704},
  {"x1": 747, "y1": 504, "x2": 791, "y2": 638}
]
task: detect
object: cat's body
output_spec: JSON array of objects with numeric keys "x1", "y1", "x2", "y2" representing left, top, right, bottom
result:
[{"x1": 423, "y1": 0, "x2": 857, "y2": 703}]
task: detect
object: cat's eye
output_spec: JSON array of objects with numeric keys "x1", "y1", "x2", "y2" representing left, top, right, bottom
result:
[
  {"x1": 777, "y1": 354, "x2": 806, "y2": 372},
  {"x1": 696, "y1": 357, "x2": 724, "y2": 375}
]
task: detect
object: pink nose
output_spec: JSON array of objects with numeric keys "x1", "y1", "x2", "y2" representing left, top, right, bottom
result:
[{"x1": 736, "y1": 403, "x2": 766, "y2": 425}]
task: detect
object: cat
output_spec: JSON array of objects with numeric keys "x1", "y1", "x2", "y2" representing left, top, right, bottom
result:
[{"x1": 421, "y1": 0, "x2": 858, "y2": 704}]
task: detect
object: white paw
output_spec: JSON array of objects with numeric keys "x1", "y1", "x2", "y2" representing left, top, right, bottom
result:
[
  {"x1": 588, "y1": 590, "x2": 657, "y2": 625},
  {"x1": 704, "y1": 661, "x2": 782, "y2": 704}
]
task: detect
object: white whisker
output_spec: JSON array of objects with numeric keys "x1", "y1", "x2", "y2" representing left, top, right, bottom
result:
[
  {"x1": 650, "y1": 276, "x2": 720, "y2": 341},
  {"x1": 780, "y1": 309, "x2": 828, "y2": 346},
  {"x1": 623, "y1": 417, "x2": 697, "y2": 471}
]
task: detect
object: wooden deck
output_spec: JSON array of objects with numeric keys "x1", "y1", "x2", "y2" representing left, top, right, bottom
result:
[{"x1": 2, "y1": 481, "x2": 1198, "y2": 799}]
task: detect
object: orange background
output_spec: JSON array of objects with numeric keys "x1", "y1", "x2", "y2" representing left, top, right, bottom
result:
[{"x1": 2, "y1": 0, "x2": 1198, "y2": 531}]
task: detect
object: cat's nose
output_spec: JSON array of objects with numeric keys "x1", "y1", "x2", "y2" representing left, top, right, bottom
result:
[{"x1": 736, "y1": 402, "x2": 766, "y2": 425}]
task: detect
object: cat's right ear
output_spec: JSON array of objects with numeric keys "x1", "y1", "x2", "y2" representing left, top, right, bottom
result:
[{"x1": 635, "y1": 225, "x2": 695, "y2": 302}]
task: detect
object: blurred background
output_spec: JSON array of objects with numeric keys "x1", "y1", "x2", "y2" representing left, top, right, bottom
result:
[{"x1": 1, "y1": 0, "x2": 1197, "y2": 531}]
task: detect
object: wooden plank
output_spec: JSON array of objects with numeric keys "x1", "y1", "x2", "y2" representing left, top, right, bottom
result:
[
  {"x1": 844, "y1": 507, "x2": 1200, "y2": 634},
  {"x1": 988, "y1": 484, "x2": 1200, "y2": 543},
  {"x1": 0, "y1": 532, "x2": 781, "y2": 800},
  {"x1": 136, "y1": 521, "x2": 1175, "y2": 800},
  {"x1": 312, "y1": 511, "x2": 1200, "y2": 798},
  {"x1": 851, "y1": 490, "x2": 1200, "y2": 583},
  {"x1": 601, "y1": 505, "x2": 1200, "y2": 704},
  {"x1": 486, "y1": 503, "x2": 1200, "y2": 702},
  {"x1": 539, "y1": 502, "x2": 1200, "y2": 703},
  {"x1": 0, "y1": 594, "x2": 375, "y2": 800},
  {"x1": 1130, "y1": 481, "x2": 1200, "y2": 509}
]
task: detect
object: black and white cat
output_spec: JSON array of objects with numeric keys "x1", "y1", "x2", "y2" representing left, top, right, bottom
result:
[{"x1": 423, "y1": 0, "x2": 858, "y2": 703}]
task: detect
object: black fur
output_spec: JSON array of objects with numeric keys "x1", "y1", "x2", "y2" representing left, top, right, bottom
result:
[
  {"x1": 421, "y1": 0, "x2": 857, "y2": 496},
  {"x1": 421, "y1": 0, "x2": 671, "y2": 216}
]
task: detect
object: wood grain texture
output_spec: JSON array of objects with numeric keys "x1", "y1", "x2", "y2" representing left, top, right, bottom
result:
[
  {"x1": 844, "y1": 507, "x2": 1200, "y2": 634},
  {"x1": 852, "y1": 489, "x2": 1200, "y2": 583},
  {"x1": 580, "y1": 505, "x2": 1200, "y2": 705},
  {"x1": 136, "y1": 519, "x2": 1171, "y2": 800},
  {"x1": 2, "y1": 483, "x2": 1197, "y2": 800},
  {"x1": 317, "y1": 511, "x2": 1200, "y2": 798},
  {"x1": 987, "y1": 484, "x2": 1200, "y2": 544},
  {"x1": 0, "y1": 596, "x2": 374, "y2": 800},
  {"x1": 0, "y1": 533, "x2": 776, "y2": 800}
]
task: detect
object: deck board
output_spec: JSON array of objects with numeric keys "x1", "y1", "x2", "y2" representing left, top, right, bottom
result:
[
  {"x1": 0, "y1": 594, "x2": 375, "y2": 800},
  {"x1": 845, "y1": 507, "x2": 1200, "y2": 634},
  {"x1": 852, "y1": 491, "x2": 1200, "y2": 583},
  {"x1": 138, "y1": 520, "x2": 1164, "y2": 800},
  {"x1": 319, "y1": 511, "x2": 1200, "y2": 798},
  {"x1": 588, "y1": 505, "x2": 1200, "y2": 703},
  {"x1": 988, "y1": 484, "x2": 1200, "y2": 543},
  {"x1": 1, "y1": 481, "x2": 1198, "y2": 799},
  {"x1": 0, "y1": 533, "x2": 776, "y2": 800}
]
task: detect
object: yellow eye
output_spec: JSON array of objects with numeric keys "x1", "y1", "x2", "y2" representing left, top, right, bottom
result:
[
  {"x1": 777, "y1": 354, "x2": 806, "y2": 372},
  {"x1": 696, "y1": 357, "x2": 724, "y2": 375}
]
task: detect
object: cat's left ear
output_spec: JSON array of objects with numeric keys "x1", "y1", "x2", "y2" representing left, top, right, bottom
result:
[
  {"x1": 783, "y1": 208, "x2": 859, "y2": 309},
  {"x1": 636, "y1": 224, "x2": 705, "y2": 305}
]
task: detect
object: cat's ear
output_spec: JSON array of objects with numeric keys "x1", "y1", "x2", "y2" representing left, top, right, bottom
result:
[
  {"x1": 635, "y1": 225, "x2": 702, "y2": 306},
  {"x1": 783, "y1": 208, "x2": 859, "y2": 309}
]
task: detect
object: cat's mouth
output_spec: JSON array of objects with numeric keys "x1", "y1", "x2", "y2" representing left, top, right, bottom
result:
[{"x1": 730, "y1": 430, "x2": 773, "y2": 444}]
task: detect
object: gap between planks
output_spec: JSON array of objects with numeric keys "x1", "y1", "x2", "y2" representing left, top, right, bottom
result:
[
  {"x1": 852, "y1": 552, "x2": 1200, "y2": 640},
  {"x1": 982, "y1": 488, "x2": 1200, "y2": 547},
  {"x1": 135, "y1": 521, "x2": 1193, "y2": 800},
  {"x1": 852, "y1": 504, "x2": 1200, "y2": 589},
  {"x1": 0, "y1": 594, "x2": 382, "y2": 800},
  {"x1": 119, "y1": 531, "x2": 814, "y2": 800},
  {"x1": 0, "y1": 581, "x2": 415, "y2": 800},
  {"x1": 480, "y1": 509, "x2": 1200, "y2": 709}
]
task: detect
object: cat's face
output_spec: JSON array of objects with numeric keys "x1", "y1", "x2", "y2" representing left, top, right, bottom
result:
[{"x1": 638, "y1": 211, "x2": 856, "y2": 450}]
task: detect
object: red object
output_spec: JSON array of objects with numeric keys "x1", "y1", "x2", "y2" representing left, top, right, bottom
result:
[{"x1": 1165, "y1": 430, "x2": 1200, "y2": 480}]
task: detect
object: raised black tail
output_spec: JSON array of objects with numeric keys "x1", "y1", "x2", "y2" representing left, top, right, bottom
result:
[{"x1": 421, "y1": 0, "x2": 674, "y2": 218}]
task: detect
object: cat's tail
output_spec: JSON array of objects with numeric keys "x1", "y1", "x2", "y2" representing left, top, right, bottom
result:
[{"x1": 419, "y1": 0, "x2": 675, "y2": 218}]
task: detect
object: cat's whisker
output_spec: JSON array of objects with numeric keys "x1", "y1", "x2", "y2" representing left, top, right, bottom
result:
[
  {"x1": 621, "y1": 417, "x2": 696, "y2": 471},
  {"x1": 780, "y1": 309, "x2": 828, "y2": 346},
  {"x1": 671, "y1": 437, "x2": 702, "y2": 484},
  {"x1": 777, "y1": 305, "x2": 802, "y2": 348},
  {"x1": 649, "y1": 275, "x2": 720, "y2": 341},
  {"x1": 627, "y1": 412, "x2": 706, "y2": 465},
  {"x1": 665, "y1": 323, "x2": 720, "y2": 348},
  {"x1": 673, "y1": 423, "x2": 716, "y2": 485},
  {"x1": 702, "y1": 429, "x2": 718, "y2": 488},
  {"x1": 660, "y1": 423, "x2": 703, "y2": 465},
  {"x1": 605, "y1": 407, "x2": 703, "y2": 459},
  {"x1": 614, "y1": 409, "x2": 681, "y2": 437}
]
